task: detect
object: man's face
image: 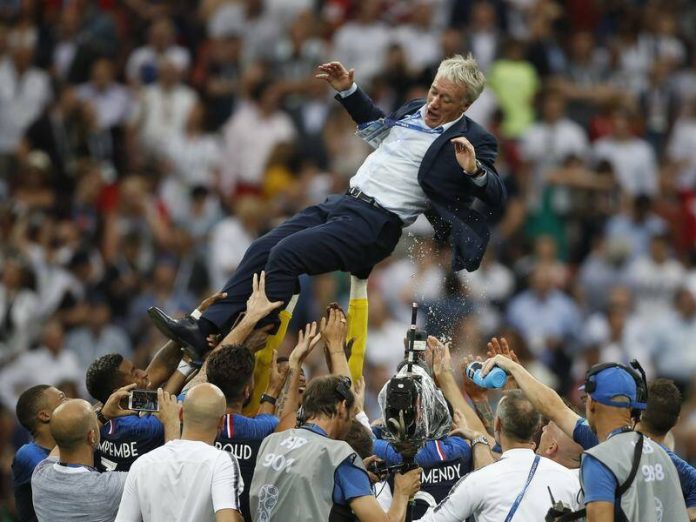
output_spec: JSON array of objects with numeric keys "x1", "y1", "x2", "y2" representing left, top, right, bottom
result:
[
  {"x1": 424, "y1": 76, "x2": 469, "y2": 128},
  {"x1": 585, "y1": 395, "x2": 597, "y2": 434},
  {"x1": 117, "y1": 359, "x2": 150, "y2": 390}
]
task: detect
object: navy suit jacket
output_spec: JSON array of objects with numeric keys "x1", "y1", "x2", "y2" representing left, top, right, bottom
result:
[{"x1": 336, "y1": 87, "x2": 506, "y2": 271}]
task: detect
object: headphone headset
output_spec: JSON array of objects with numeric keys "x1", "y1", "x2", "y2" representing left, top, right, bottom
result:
[
  {"x1": 295, "y1": 376, "x2": 353, "y2": 427},
  {"x1": 584, "y1": 359, "x2": 648, "y2": 414}
]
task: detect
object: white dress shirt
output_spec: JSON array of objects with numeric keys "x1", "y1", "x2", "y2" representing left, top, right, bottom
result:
[
  {"x1": 345, "y1": 93, "x2": 486, "y2": 224},
  {"x1": 417, "y1": 449, "x2": 581, "y2": 521},
  {"x1": 115, "y1": 439, "x2": 243, "y2": 522}
]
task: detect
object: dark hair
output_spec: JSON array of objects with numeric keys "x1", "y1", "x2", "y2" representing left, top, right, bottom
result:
[
  {"x1": 206, "y1": 344, "x2": 255, "y2": 403},
  {"x1": 344, "y1": 420, "x2": 374, "y2": 459},
  {"x1": 497, "y1": 390, "x2": 541, "y2": 443},
  {"x1": 16, "y1": 385, "x2": 50, "y2": 435},
  {"x1": 86, "y1": 354, "x2": 125, "y2": 403},
  {"x1": 641, "y1": 379, "x2": 682, "y2": 437},
  {"x1": 301, "y1": 375, "x2": 355, "y2": 419}
]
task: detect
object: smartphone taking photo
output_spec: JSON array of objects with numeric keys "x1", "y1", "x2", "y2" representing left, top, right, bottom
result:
[{"x1": 128, "y1": 390, "x2": 159, "y2": 412}]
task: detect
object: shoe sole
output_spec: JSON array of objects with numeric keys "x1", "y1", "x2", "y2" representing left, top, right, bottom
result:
[{"x1": 147, "y1": 309, "x2": 202, "y2": 361}]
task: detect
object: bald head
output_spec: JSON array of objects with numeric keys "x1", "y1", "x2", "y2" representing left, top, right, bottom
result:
[
  {"x1": 183, "y1": 383, "x2": 226, "y2": 431},
  {"x1": 539, "y1": 421, "x2": 582, "y2": 468},
  {"x1": 50, "y1": 399, "x2": 99, "y2": 451}
]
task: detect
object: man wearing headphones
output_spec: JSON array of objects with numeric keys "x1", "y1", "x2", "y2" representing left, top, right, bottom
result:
[{"x1": 578, "y1": 364, "x2": 688, "y2": 521}]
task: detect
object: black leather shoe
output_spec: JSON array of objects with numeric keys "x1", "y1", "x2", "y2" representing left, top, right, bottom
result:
[{"x1": 148, "y1": 307, "x2": 209, "y2": 364}]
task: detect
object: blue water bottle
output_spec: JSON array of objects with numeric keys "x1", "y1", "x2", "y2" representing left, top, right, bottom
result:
[{"x1": 466, "y1": 361, "x2": 508, "y2": 389}]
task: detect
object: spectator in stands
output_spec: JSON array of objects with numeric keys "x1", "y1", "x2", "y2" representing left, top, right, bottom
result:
[
  {"x1": 650, "y1": 287, "x2": 696, "y2": 391},
  {"x1": 11, "y1": 385, "x2": 66, "y2": 522},
  {"x1": 126, "y1": 17, "x2": 190, "y2": 86},
  {"x1": 0, "y1": 319, "x2": 81, "y2": 408},
  {"x1": 65, "y1": 294, "x2": 131, "y2": 373},
  {"x1": 0, "y1": 28, "x2": 51, "y2": 169},
  {"x1": 0, "y1": 255, "x2": 40, "y2": 363},
  {"x1": 130, "y1": 57, "x2": 198, "y2": 159},
  {"x1": 220, "y1": 78, "x2": 296, "y2": 194},
  {"x1": 592, "y1": 107, "x2": 658, "y2": 196},
  {"x1": 115, "y1": 383, "x2": 244, "y2": 522},
  {"x1": 416, "y1": 390, "x2": 580, "y2": 521},
  {"x1": 506, "y1": 263, "x2": 581, "y2": 374},
  {"x1": 77, "y1": 58, "x2": 133, "y2": 131}
]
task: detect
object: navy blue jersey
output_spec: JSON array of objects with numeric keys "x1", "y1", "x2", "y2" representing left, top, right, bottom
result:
[
  {"x1": 96, "y1": 415, "x2": 164, "y2": 471},
  {"x1": 377, "y1": 437, "x2": 471, "y2": 518},
  {"x1": 12, "y1": 442, "x2": 50, "y2": 522},
  {"x1": 215, "y1": 413, "x2": 278, "y2": 521}
]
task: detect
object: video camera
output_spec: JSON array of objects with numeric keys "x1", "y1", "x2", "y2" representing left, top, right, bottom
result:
[{"x1": 379, "y1": 304, "x2": 451, "y2": 463}]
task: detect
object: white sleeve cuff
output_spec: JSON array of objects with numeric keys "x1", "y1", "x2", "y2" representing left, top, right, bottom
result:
[
  {"x1": 356, "y1": 411, "x2": 372, "y2": 434},
  {"x1": 470, "y1": 171, "x2": 488, "y2": 187},
  {"x1": 338, "y1": 82, "x2": 358, "y2": 98}
]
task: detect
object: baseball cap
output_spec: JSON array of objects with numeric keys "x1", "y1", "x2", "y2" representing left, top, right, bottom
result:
[{"x1": 580, "y1": 366, "x2": 645, "y2": 410}]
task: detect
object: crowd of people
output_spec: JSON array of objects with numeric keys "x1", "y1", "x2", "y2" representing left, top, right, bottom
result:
[{"x1": 2, "y1": 0, "x2": 696, "y2": 520}]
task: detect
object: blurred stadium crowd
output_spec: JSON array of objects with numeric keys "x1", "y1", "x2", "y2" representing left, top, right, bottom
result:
[{"x1": 2, "y1": 0, "x2": 696, "y2": 515}]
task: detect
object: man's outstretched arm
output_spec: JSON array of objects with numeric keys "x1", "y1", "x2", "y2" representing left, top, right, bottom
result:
[{"x1": 481, "y1": 346, "x2": 580, "y2": 438}]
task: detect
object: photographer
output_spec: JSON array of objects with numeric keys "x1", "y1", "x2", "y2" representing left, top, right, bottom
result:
[
  {"x1": 250, "y1": 375, "x2": 422, "y2": 521},
  {"x1": 577, "y1": 365, "x2": 688, "y2": 521},
  {"x1": 483, "y1": 341, "x2": 696, "y2": 517},
  {"x1": 416, "y1": 390, "x2": 580, "y2": 521}
]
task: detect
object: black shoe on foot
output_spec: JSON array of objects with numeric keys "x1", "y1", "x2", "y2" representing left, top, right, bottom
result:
[{"x1": 147, "y1": 307, "x2": 209, "y2": 364}]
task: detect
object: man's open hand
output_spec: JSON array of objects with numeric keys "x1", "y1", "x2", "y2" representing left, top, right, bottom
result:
[
  {"x1": 316, "y1": 61, "x2": 354, "y2": 92},
  {"x1": 289, "y1": 322, "x2": 322, "y2": 369},
  {"x1": 245, "y1": 271, "x2": 283, "y2": 323}
]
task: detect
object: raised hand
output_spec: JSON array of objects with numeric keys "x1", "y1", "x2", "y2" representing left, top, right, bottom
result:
[
  {"x1": 245, "y1": 271, "x2": 283, "y2": 323},
  {"x1": 267, "y1": 350, "x2": 289, "y2": 396},
  {"x1": 486, "y1": 337, "x2": 519, "y2": 389},
  {"x1": 289, "y1": 322, "x2": 322, "y2": 369},
  {"x1": 426, "y1": 336, "x2": 453, "y2": 380},
  {"x1": 320, "y1": 306, "x2": 348, "y2": 352},
  {"x1": 315, "y1": 61, "x2": 355, "y2": 92},
  {"x1": 450, "y1": 137, "x2": 477, "y2": 173},
  {"x1": 101, "y1": 383, "x2": 137, "y2": 420},
  {"x1": 459, "y1": 354, "x2": 487, "y2": 401},
  {"x1": 353, "y1": 376, "x2": 366, "y2": 414},
  {"x1": 486, "y1": 337, "x2": 519, "y2": 363}
]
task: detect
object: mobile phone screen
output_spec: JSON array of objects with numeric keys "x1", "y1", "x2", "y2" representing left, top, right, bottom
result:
[{"x1": 129, "y1": 390, "x2": 159, "y2": 412}]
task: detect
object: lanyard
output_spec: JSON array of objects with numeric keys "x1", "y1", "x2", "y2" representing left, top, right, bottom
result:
[
  {"x1": 384, "y1": 116, "x2": 444, "y2": 135},
  {"x1": 504, "y1": 455, "x2": 540, "y2": 522}
]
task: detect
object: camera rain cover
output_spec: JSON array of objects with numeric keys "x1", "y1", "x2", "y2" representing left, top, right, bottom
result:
[{"x1": 378, "y1": 364, "x2": 452, "y2": 446}]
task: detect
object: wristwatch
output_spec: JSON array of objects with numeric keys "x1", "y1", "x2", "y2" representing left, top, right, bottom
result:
[
  {"x1": 471, "y1": 435, "x2": 490, "y2": 448},
  {"x1": 464, "y1": 160, "x2": 486, "y2": 178},
  {"x1": 260, "y1": 394, "x2": 277, "y2": 406},
  {"x1": 96, "y1": 408, "x2": 110, "y2": 425}
]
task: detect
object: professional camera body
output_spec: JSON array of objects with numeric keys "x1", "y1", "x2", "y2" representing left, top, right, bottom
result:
[{"x1": 378, "y1": 321, "x2": 452, "y2": 463}]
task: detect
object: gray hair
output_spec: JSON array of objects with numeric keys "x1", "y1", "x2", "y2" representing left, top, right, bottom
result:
[{"x1": 435, "y1": 53, "x2": 486, "y2": 104}]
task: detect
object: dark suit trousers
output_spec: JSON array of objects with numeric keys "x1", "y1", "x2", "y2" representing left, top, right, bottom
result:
[{"x1": 202, "y1": 195, "x2": 403, "y2": 333}]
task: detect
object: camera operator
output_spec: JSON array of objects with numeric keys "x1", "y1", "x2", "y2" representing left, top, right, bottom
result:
[
  {"x1": 483, "y1": 340, "x2": 696, "y2": 517},
  {"x1": 115, "y1": 383, "x2": 244, "y2": 522},
  {"x1": 576, "y1": 365, "x2": 688, "y2": 521},
  {"x1": 250, "y1": 375, "x2": 421, "y2": 521},
  {"x1": 12, "y1": 385, "x2": 66, "y2": 522},
  {"x1": 416, "y1": 390, "x2": 580, "y2": 521}
]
